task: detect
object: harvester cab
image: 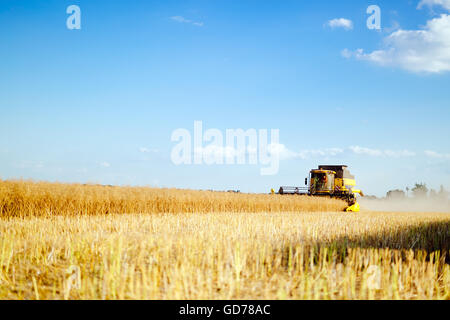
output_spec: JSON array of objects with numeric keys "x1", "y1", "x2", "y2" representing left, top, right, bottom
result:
[
  {"x1": 278, "y1": 165, "x2": 364, "y2": 212},
  {"x1": 309, "y1": 169, "x2": 335, "y2": 195}
]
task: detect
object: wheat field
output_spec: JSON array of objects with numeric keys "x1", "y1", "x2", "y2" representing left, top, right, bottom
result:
[
  {"x1": 0, "y1": 180, "x2": 346, "y2": 217},
  {"x1": 0, "y1": 180, "x2": 449, "y2": 300}
]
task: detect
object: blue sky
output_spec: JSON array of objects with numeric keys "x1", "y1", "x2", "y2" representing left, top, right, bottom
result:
[{"x1": 1, "y1": 0, "x2": 450, "y2": 197}]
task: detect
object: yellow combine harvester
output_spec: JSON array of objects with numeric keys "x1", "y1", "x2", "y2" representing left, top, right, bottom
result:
[{"x1": 278, "y1": 165, "x2": 364, "y2": 212}]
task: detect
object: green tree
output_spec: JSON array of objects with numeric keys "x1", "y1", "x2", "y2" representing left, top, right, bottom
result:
[
  {"x1": 438, "y1": 185, "x2": 449, "y2": 200},
  {"x1": 429, "y1": 189, "x2": 437, "y2": 199},
  {"x1": 411, "y1": 183, "x2": 428, "y2": 199},
  {"x1": 386, "y1": 189, "x2": 405, "y2": 199}
]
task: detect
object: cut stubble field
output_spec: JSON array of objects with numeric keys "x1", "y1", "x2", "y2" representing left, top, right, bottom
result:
[{"x1": 0, "y1": 180, "x2": 449, "y2": 300}]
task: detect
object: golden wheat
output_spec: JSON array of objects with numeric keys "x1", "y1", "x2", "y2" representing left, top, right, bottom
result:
[
  {"x1": 0, "y1": 180, "x2": 448, "y2": 300},
  {"x1": 0, "y1": 180, "x2": 346, "y2": 217},
  {"x1": 0, "y1": 212, "x2": 449, "y2": 299}
]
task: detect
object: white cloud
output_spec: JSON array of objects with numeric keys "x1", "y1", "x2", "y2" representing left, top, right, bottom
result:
[
  {"x1": 384, "y1": 20, "x2": 401, "y2": 34},
  {"x1": 418, "y1": 0, "x2": 450, "y2": 10},
  {"x1": 343, "y1": 13, "x2": 450, "y2": 73},
  {"x1": 327, "y1": 18, "x2": 353, "y2": 30},
  {"x1": 171, "y1": 16, "x2": 204, "y2": 27},
  {"x1": 297, "y1": 148, "x2": 345, "y2": 159},
  {"x1": 266, "y1": 144, "x2": 295, "y2": 160},
  {"x1": 272, "y1": 145, "x2": 414, "y2": 160},
  {"x1": 349, "y1": 146, "x2": 383, "y2": 156},
  {"x1": 384, "y1": 150, "x2": 417, "y2": 157},
  {"x1": 425, "y1": 150, "x2": 450, "y2": 159},
  {"x1": 341, "y1": 48, "x2": 353, "y2": 58},
  {"x1": 34, "y1": 162, "x2": 44, "y2": 169},
  {"x1": 171, "y1": 16, "x2": 190, "y2": 23},
  {"x1": 349, "y1": 146, "x2": 416, "y2": 158},
  {"x1": 195, "y1": 145, "x2": 241, "y2": 160},
  {"x1": 100, "y1": 162, "x2": 110, "y2": 168},
  {"x1": 268, "y1": 145, "x2": 344, "y2": 160},
  {"x1": 192, "y1": 144, "x2": 420, "y2": 162},
  {"x1": 139, "y1": 147, "x2": 159, "y2": 153},
  {"x1": 192, "y1": 144, "x2": 344, "y2": 162}
]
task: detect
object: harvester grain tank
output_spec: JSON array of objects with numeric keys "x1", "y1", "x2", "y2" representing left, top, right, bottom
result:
[{"x1": 278, "y1": 165, "x2": 364, "y2": 212}]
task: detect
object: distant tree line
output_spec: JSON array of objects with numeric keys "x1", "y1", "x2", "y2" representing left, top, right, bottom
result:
[{"x1": 385, "y1": 183, "x2": 449, "y2": 200}]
